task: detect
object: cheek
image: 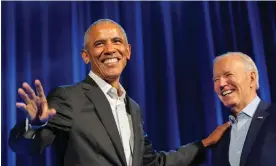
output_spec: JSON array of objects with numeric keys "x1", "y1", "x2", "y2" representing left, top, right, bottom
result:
[
  {"x1": 119, "y1": 58, "x2": 127, "y2": 68},
  {"x1": 226, "y1": 78, "x2": 237, "y2": 88},
  {"x1": 118, "y1": 47, "x2": 129, "y2": 57},
  {"x1": 214, "y1": 83, "x2": 220, "y2": 93},
  {"x1": 90, "y1": 49, "x2": 102, "y2": 60}
]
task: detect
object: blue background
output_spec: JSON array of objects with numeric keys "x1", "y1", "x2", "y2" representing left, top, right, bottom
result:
[{"x1": 2, "y1": 1, "x2": 276, "y2": 166}]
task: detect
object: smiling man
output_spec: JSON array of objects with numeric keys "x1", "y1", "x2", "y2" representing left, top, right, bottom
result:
[
  {"x1": 212, "y1": 52, "x2": 276, "y2": 166},
  {"x1": 9, "y1": 19, "x2": 230, "y2": 166},
  {"x1": 81, "y1": 21, "x2": 130, "y2": 90}
]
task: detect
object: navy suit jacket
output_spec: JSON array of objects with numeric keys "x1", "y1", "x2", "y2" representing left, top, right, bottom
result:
[{"x1": 212, "y1": 100, "x2": 276, "y2": 166}]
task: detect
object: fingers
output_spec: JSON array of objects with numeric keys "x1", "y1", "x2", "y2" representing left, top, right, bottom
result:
[
  {"x1": 223, "y1": 121, "x2": 231, "y2": 128},
  {"x1": 40, "y1": 101, "x2": 48, "y2": 119},
  {"x1": 34, "y1": 80, "x2": 46, "y2": 100},
  {"x1": 18, "y1": 81, "x2": 39, "y2": 103},
  {"x1": 17, "y1": 80, "x2": 54, "y2": 122},
  {"x1": 16, "y1": 102, "x2": 37, "y2": 120},
  {"x1": 22, "y1": 82, "x2": 37, "y2": 100},
  {"x1": 39, "y1": 102, "x2": 56, "y2": 121},
  {"x1": 18, "y1": 88, "x2": 32, "y2": 104},
  {"x1": 48, "y1": 109, "x2": 56, "y2": 118},
  {"x1": 226, "y1": 121, "x2": 231, "y2": 126},
  {"x1": 217, "y1": 121, "x2": 231, "y2": 132},
  {"x1": 16, "y1": 102, "x2": 27, "y2": 109}
]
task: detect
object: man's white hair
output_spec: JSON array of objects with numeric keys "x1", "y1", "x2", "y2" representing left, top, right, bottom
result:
[
  {"x1": 83, "y1": 19, "x2": 128, "y2": 50},
  {"x1": 214, "y1": 52, "x2": 260, "y2": 90}
]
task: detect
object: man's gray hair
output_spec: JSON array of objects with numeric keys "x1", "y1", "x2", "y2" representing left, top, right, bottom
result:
[
  {"x1": 83, "y1": 19, "x2": 128, "y2": 50},
  {"x1": 214, "y1": 52, "x2": 260, "y2": 90}
]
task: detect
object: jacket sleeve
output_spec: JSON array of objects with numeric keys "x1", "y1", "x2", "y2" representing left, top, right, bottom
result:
[
  {"x1": 142, "y1": 135, "x2": 206, "y2": 166},
  {"x1": 8, "y1": 87, "x2": 73, "y2": 155}
]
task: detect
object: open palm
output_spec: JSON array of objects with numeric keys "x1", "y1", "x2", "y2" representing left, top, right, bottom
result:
[{"x1": 16, "y1": 80, "x2": 56, "y2": 124}]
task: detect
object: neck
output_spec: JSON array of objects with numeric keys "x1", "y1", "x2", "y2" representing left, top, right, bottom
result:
[
  {"x1": 106, "y1": 78, "x2": 124, "y2": 96},
  {"x1": 231, "y1": 92, "x2": 257, "y2": 117},
  {"x1": 107, "y1": 78, "x2": 120, "y2": 90},
  {"x1": 92, "y1": 70, "x2": 121, "y2": 90}
]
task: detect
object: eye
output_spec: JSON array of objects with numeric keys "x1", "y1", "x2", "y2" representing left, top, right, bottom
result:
[
  {"x1": 113, "y1": 38, "x2": 123, "y2": 44},
  {"x1": 114, "y1": 40, "x2": 122, "y2": 44},
  {"x1": 213, "y1": 78, "x2": 219, "y2": 83},
  {"x1": 226, "y1": 73, "x2": 233, "y2": 77},
  {"x1": 95, "y1": 42, "x2": 104, "y2": 47},
  {"x1": 94, "y1": 40, "x2": 105, "y2": 47}
]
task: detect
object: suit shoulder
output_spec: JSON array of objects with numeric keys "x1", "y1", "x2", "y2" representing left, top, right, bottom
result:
[
  {"x1": 61, "y1": 82, "x2": 83, "y2": 91},
  {"x1": 259, "y1": 101, "x2": 276, "y2": 124},
  {"x1": 127, "y1": 97, "x2": 140, "y2": 108},
  {"x1": 267, "y1": 102, "x2": 276, "y2": 116},
  {"x1": 47, "y1": 82, "x2": 83, "y2": 96}
]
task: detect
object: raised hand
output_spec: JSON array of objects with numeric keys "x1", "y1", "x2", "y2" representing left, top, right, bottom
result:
[
  {"x1": 16, "y1": 80, "x2": 56, "y2": 125},
  {"x1": 202, "y1": 121, "x2": 231, "y2": 147}
]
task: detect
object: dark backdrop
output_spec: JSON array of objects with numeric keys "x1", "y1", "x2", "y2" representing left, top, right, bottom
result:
[{"x1": 2, "y1": 1, "x2": 276, "y2": 166}]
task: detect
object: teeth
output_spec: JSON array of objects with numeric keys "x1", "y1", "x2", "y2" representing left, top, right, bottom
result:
[
  {"x1": 222, "y1": 90, "x2": 232, "y2": 96},
  {"x1": 103, "y1": 58, "x2": 118, "y2": 64}
]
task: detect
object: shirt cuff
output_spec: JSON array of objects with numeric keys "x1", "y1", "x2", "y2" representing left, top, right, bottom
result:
[{"x1": 25, "y1": 118, "x2": 48, "y2": 131}]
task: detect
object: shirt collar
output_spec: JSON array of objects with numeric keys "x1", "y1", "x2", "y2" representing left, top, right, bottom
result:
[
  {"x1": 241, "y1": 95, "x2": 261, "y2": 118},
  {"x1": 228, "y1": 95, "x2": 261, "y2": 125},
  {"x1": 88, "y1": 70, "x2": 126, "y2": 99}
]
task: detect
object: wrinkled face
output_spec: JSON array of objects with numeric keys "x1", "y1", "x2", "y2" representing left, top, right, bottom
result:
[
  {"x1": 213, "y1": 56, "x2": 256, "y2": 110},
  {"x1": 82, "y1": 22, "x2": 131, "y2": 81}
]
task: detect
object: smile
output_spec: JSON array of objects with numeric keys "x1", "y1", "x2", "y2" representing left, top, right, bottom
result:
[
  {"x1": 102, "y1": 58, "x2": 120, "y2": 65},
  {"x1": 221, "y1": 90, "x2": 234, "y2": 96}
]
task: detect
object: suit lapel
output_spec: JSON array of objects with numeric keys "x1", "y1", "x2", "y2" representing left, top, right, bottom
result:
[
  {"x1": 82, "y1": 76, "x2": 127, "y2": 166},
  {"x1": 225, "y1": 128, "x2": 231, "y2": 166},
  {"x1": 219, "y1": 127, "x2": 231, "y2": 166},
  {"x1": 126, "y1": 97, "x2": 142, "y2": 166},
  {"x1": 240, "y1": 101, "x2": 270, "y2": 166}
]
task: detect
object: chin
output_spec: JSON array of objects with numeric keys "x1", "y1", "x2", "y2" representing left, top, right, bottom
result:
[
  {"x1": 103, "y1": 70, "x2": 121, "y2": 80},
  {"x1": 222, "y1": 99, "x2": 237, "y2": 109},
  {"x1": 223, "y1": 103, "x2": 234, "y2": 108}
]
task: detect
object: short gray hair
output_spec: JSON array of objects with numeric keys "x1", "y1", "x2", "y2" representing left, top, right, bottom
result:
[
  {"x1": 214, "y1": 52, "x2": 260, "y2": 89},
  {"x1": 83, "y1": 19, "x2": 128, "y2": 50}
]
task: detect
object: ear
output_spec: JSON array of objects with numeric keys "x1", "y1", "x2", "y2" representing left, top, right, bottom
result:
[
  {"x1": 126, "y1": 44, "x2": 131, "y2": 60},
  {"x1": 250, "y1": 71, "x2": 256, "y2": 88},
  {"x1": 81, "y1": 49, "x2": 90, "y2": 64}
]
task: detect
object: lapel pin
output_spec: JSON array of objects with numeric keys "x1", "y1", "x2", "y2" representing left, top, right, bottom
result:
[{"x1": 257, "y1": 116, "x2": 263, "y2": 119}]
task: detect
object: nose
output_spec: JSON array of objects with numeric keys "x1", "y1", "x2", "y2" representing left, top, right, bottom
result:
[
  {"x1": 219, "y1": 77, "x2": 227, "y2": 90},
  {"x1": 103, "y1": 42, "x2": 116, "y2": 55}
]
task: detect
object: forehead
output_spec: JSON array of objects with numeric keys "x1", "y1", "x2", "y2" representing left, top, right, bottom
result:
[
  {"x1": 213, "y1": 55, "x2": 245, "y2": 74},
  {"x1": 90, "y1": 23, "x2": 125, "y2": 41}
]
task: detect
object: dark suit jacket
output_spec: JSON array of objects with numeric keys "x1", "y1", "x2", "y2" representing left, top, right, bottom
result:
[
  {"x1": 212, "y1": 100, "x2": 276, "y2": 166},
  {"x1": 9, "y1": 76, "x2": 205, "y2": 166}
]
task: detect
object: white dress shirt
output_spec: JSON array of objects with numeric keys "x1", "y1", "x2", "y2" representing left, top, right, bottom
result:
[{"x1": 89, "y1": 71, "x2": 133, "y2": 166}]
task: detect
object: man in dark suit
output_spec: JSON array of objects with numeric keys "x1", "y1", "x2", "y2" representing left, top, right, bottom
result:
[
  {"x1": 212, "y1": 52, "x2": 276, "y2": 166},
  {"x1": 9, "y1": 19, "x2": 230, "y2": 166}
]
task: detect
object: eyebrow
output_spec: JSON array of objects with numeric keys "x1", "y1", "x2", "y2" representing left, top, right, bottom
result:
[
  {"x1": 93, "y1": 37, "x2": 124, "y2": 45},
  {"x1": 112, "y1": 37, "x2": 123, "y2": 41},
  {"x1": 93, "y1": 39, "x2": 105, "y2": 46},
  {"x1": 212, "y1": 71, "x2": 232, "y2": 80}
]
